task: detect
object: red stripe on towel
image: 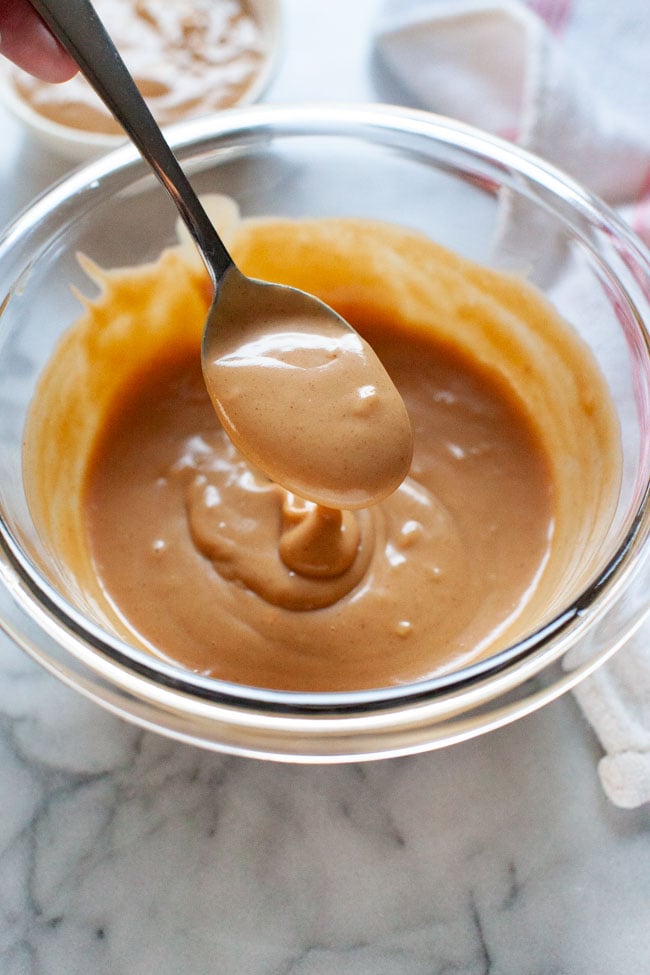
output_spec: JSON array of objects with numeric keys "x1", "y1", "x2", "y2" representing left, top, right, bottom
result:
[
  {"x1": 631, "y1": 168, "x2": 650, "y2": 247},
  {"x1": 527, "y1": 0, "x2": 572, "y2": 35}
]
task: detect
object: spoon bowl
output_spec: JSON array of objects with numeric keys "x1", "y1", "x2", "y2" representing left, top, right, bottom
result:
[
  {"x1": 30, "y1": 0, "x2": 413, "y2": 508},
  {"x1": 203, "y1": 265, "x2": 413, "y2": 508}
]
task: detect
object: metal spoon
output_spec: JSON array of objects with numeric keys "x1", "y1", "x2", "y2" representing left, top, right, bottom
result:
[{"x1": 30, "y1": 0, "x2": 413, "y2": 509}]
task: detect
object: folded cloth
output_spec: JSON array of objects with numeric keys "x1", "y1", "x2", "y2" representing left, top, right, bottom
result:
[
  {"x1": 572, "y1": 618, "x2": 650, "y2": 809},
  {"x1": 375, "y1": 0, "x2": 650, "y2": 808},
  {"x1": 375, "y1": 0, "x2": 650, "y2": 209}
]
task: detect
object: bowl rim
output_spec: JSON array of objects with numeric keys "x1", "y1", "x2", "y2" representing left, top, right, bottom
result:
[{"x1": 0, "y1": 101, "x2": 648, "y2": 726}]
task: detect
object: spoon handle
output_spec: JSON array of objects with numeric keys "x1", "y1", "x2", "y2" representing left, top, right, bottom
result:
[{"x1": 29, "y1": 0, "x2": 233, "y2": 286}]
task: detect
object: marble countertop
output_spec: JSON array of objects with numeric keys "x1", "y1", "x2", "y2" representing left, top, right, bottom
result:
[{"x1": 0, "y1": 2, "x2": 648, "y2": 973}]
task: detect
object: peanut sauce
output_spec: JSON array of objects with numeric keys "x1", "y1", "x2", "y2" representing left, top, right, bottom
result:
[{"x1": 23, "y1": 205, "x2": 621, "y2": 692}]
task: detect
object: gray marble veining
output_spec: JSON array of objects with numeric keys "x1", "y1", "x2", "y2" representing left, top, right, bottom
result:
[{"x1": 1, "y1": 626, "x2": 649, "y2": 974}]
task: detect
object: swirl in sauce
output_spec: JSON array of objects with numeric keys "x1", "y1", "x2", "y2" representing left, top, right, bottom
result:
[{"x1": 79, "y1": 324, "x2": 551, "y2": 691}]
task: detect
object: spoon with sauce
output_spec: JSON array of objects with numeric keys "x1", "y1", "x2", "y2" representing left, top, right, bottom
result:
[{"x1": 30, "y1": 0, "x2": 413, "y2": 509}]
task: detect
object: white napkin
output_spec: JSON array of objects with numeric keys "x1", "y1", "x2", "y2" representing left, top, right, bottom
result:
[{"x1": 375, "y1": 0, "x2": 650, "y2": 808}]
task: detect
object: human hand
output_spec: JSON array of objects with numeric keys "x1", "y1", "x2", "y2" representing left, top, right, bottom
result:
[{"x1": 0, "y1": 0, "x2": 77, "y2": 82}]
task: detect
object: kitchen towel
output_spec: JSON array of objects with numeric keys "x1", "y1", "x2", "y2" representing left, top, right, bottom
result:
[{"x1": 375, "y1": 0, "x2": 650, "y2": 808}]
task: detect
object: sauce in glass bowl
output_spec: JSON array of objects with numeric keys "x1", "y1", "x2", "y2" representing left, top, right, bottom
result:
[{"x1": 23, "y1": 200, "x2": 622, "y2": 692}]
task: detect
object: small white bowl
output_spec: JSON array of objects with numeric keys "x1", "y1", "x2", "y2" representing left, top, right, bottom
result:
[{"x1": 0, "y1": 0, "x2": 282, "y2": 162}]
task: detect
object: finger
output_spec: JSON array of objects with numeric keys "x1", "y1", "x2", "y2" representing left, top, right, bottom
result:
[{"x1": 0, "y1": 0, "x2": 77, "y2": 83}]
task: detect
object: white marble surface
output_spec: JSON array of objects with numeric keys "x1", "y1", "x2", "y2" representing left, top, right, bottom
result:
[{"x1": 0, "y1": 2, "x2": 648, "y2": 973}]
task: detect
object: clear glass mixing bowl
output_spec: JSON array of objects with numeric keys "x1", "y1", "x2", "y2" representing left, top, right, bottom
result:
[{"x1": 0, "y1": 104, "x2": 648, "y2": 760}]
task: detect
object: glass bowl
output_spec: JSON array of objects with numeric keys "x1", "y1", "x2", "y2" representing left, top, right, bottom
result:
[{"x1": 0, "y1": 103, "x2": 648, "y2": 761}]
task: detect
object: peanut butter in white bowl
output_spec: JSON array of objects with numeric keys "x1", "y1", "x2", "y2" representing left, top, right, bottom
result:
[
  {"x1": 0, "y1": 0, "x2": 281, "y2": 160},
  {"x1": 22, "y1": 196, "x2": 622, "y2": 692}
]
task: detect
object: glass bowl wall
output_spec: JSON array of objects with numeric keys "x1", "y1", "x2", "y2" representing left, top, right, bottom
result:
[{"x1": 0, "y1": 104, "x2": 648, "y2": 760}]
